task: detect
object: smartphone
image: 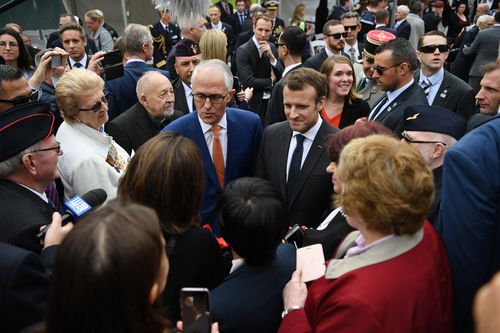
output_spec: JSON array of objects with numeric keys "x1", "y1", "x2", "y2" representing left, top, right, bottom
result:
[
  {"x1": 101, "y1": 50, "x2": 122, "y2": 68},
  {"x1": 180, "y1": 288, "x2": 211, "y2": 333},
  {"x1": 284, "y1": 224, "x2": 304, "y2": 249},
  {"x1": 50, "y1": 54, "x2": 62, "y2": 68}
]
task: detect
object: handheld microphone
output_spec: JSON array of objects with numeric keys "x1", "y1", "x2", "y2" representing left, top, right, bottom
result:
[{"x1": 37, "y1": 188, "x2": 107, "y2": 239}]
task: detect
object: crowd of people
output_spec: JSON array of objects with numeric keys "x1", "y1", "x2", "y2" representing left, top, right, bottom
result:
[{"x1": 0, "y1": 0, "x2": 499, "y2": 332}]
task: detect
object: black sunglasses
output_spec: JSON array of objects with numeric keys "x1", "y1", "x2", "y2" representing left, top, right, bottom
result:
[
  {"x1": 0, "y1": 89, "x2": 38, "y2": 106},
  {"x1": 31, "y1": 142, "x2": 62, "y2": 154},
  {"x1": 401, "y1": 132, "x2": 447, "y2": 145},
  {"x1": 419, "y1": 44, "x2": 449, "y2": 53},
  {"x1": 79, "y1": 91, "x2": 109, "y2": 112},
  {"x1": 372, "y1": 62, "x2": 403, "y2": 75},
  {"x1": 344, "y1": 25, "x2": 358, "y2": 31},
  {"x1": 326, "y1": 32, "x2": 348, "y2": 40}
]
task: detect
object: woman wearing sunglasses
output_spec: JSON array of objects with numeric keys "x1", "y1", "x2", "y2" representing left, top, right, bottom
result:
[
  {"x1": 55, "y1": 69, "x2": 130, "y2": 202},
  {"x1": 319, "y1": 55, "x2": 370, "y2": 129}
]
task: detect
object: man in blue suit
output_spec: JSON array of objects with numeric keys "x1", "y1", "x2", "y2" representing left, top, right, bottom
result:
[
  {"x1": 105, "y1": 23, "x2": 170, "y2": 121},
  {"x1": 163, "y1": 60, "x2": 262, "y2": 235}
]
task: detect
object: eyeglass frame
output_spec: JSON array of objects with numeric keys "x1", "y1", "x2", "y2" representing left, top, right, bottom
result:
[
  {"x1": 0, "y1": 89, "x2": 39, "y2": 106},
  {"x1": 401, "y1": 131, "x2": 447, "y2": 146},
  {"x1": 193, "y1": 91, "x2": 231, "y2": 104},
  {"x1": 0, "y1": 41, "x2": 19, "y2": 48},
  {"x1": 78, "y1": 91, "x2": 109, "y2": 112},
  {"x1": 31, "y1": 142, "x2": 62, "y2": 154},
  {"x1": 325, "y1": 32, "x2": 348, "y2": 40},
  {"x1": 419, "y1": 44, "x2": 449, "y2": 54},
  {"x1": 371, "y1": 62, "x2": 404, "y2": 75}
]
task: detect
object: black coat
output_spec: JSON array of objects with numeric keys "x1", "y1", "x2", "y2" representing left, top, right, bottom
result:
[{"x1": 150, "y1": 21, "x2": 181, "y2": 69}]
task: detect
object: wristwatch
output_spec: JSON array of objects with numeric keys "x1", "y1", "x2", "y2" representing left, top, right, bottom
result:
[{"x1": 281, "y1": 305, "x2": 303, "y2": 318}]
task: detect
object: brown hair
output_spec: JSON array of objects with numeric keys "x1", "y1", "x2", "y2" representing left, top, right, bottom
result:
[
  {"x1": 320, "y1": 55, "x2": 362, "y2": 105},
  {"x1": 284, "y1": 67, "x2": 328, "y2": 103},
  {"x1": 254, "y1": 13, "x2": 274, "y2": 27},
  {"x1": 59, "y1": 22, "x2": 86, "y2": 40},
  {"x1": 118, "y1": 132, "x2": 205, "y2": 238},
  {"x1": 417, "y1": 30, "x2": 446, "y2": 50},
  {"x1": 336, "y1": 135, "x2": 434, "y2": 235}
]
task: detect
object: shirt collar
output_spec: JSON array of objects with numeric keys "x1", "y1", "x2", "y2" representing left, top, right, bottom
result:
[
  {"x1": 212, "y1": 22, "x2": 223, "y2": 30},
  {"x1": 69, "y1": 53, "x2": 87, "y2": 68},
  {"x1": 199, "y1": 111, "x2": 228, "y2": 134},
  {"x1": 387, "y1": 78, "x2": 414, "y2": 101},
  {"x1": 420, "y1": 67, "x2": 444, "y2": 86},
  {"x1": 282, "y1": 62, "x2": 302, "y2": 77},
  {"x1": 252, "y1": 35, "x2": 263, "y2": 57},
  {"x1": 292, "y1": 116, "x2": 323, "y2": 142}
]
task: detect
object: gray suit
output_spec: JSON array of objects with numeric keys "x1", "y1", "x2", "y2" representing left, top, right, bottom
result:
[
  {"x1": 358, "y1": 77, "x2": 385, "y2": 108},
  {"x1": 407, "y1": 13, "x2": 425, "y2": 51}
]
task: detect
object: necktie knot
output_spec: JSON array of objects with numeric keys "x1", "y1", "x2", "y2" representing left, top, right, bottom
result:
[
  {"x1": 295, "y1": 134, "x2": 305, "y2": 147},
  {"x1": 74, "y1": 62, "x2": 83, "y2": 68},
  {"x1": 211, "y1": 124, "x2": 221, "y2": 136}
]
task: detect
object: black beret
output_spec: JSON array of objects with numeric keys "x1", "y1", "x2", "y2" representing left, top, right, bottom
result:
[
  {"x1": 0, "y1": 101, "x2": 55, "y2": 162},
  {"x1": 403, "y1": 105, "x2": 466, "y2": 140},
  {"x1": 174, "y1": 39, "x2": 200, "y2": 57}
]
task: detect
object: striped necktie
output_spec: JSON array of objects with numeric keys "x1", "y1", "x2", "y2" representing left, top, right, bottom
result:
[{"x1": 421, "y1": 78, "x2": 432, "y2": 97}]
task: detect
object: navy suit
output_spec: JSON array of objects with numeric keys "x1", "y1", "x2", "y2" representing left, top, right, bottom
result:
[
  {"x1": 211, "y1": 244, "x2": 295, "y2": 333},
  {"x1": 105, "y1": 61, "x2": 170, "y2": 121},
  {"x1": 0, "y1": 243, "x2": 57, "y2": 333},
  {"x1": 395, "y1": 19, "x2": 411, "y2": 40},
  {"x1": 163, "y1": 109, "x2": 263, "y2": 234},
  {"x1": 437, "y1": 115, "x2": 500, "y2": 333}
]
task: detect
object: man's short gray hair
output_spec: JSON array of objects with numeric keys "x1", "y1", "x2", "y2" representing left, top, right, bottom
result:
[
  {"x1": 191, "y1": 59, "x2": 233, "y2": 91},
  {"x1": 477, "y1": 14, "x2": 494, "y2": 25},
  {"x1": 123, "y1": 23, "x2": 153, "y2": 55},
  {"x1": 397, "y1": 5, "x2": 410, "y2": 15},
  {"x1": 0, "y1": 142, "x2": 42, "y2": 178}
]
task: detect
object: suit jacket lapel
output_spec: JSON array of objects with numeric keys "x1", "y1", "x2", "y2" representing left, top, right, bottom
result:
[
  {"x1": 225, "y1": 110, "x2": 238, "y2": 185},
  {"x1": 278, "y1": 126, "x2": 293, "y2": 198},
  {"x1": 135, "y1": 104, "x2": 157, "y2": 138},
  {"x1": 375, "y1": 83, "x2": 415, "y2": 122},
  {"x1": 432, "y1": 71, "x2": 450, "y2": 107},
  {"x1": 174, "y1": 79, "x2": 190, "y2": 115}
]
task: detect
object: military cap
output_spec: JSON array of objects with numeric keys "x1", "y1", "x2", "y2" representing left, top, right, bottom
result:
[
  {"x1": 364, "y1": 30, "x2": 396, "y2": 59},
  {"x1": 403, "y1": 105, "x2": 466, "y2": 140},
  {"x1": 174, "y1": 39, "x2": 200, "y2": 57}
]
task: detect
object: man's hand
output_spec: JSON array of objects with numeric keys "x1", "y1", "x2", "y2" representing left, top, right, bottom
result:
[
  {"x1": 42, "y1": 212, "x2": 73, "y2": 249},
  {"x1": 88, "y1": 51, "x2": 107, "y2": 75},
  {"x1": 259, "y1": 41, "x2": 276, "y2": 63},
  {"x1": 29, "y1": 48, "x2": 69, "y2": 89}
]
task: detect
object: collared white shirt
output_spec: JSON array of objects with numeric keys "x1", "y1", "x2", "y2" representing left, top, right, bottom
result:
[
  {"x1": 286, "y1": 117, "x2": 323, "y2": 181},
  {"x1": 344, "y1": 42, "x2": 360, "y2": 60},
  {"x1": 230, "y1": 258, "x2": 245, "y2": 274},
  {"x1": 19, "y1": 184, "x2": 49, "y2": 203},
  {"x1": 211, "y1": 22, "x2": 223, "y2": 30},
  {"x1": 282, "y1": 62, "x2": 302, "y2": 78},
  {"x1": 370, "y1": 79, "x2": 415, "y2": 120},
  {"x1": 126, "y1": 58, "x2": 146, "y2": 64},
  {"x1": 182, "y1": 81, "x2": 194, "y2": 113},
  {"x1": 419, "y1": 68, "x2": 444, "y2": 104},
  {"x1": 198, "y1": 112, "x2": 228, "y2": 166},
  {"x1": 69, "y1": 53, "x2": 88, "y2": 69}
]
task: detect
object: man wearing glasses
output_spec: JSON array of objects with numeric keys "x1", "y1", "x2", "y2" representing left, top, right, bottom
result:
[
  {"x1": 367, "y1": 38, "x2": 428, "y2": 131},
  {"x1": 416, "y1": 31, "x2": 475, "y2": 120},
  {"x1": 163, "y1": 59, "x2": 263, "y2": 235},
  {"x1": 303, "y1": 20, "x2": 348, "y2": 71},
  {"x1": 341, "y1": 12, "x2": 364, "y2": 61},
  {"x1": 400, "y1": 105, "x2": 466, "y2": 223}
]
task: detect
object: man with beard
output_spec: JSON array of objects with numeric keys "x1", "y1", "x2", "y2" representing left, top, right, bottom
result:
[{"x1": 303, "y1": 20, "x2": 348, "y2": 71}]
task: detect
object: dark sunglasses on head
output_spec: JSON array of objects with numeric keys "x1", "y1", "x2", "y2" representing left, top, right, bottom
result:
[
  {"x1": 0, "y1": 89, "x2": 38, "y2": 106},
  {"x1": 419, "y1": 44, "x2": 449, "y2": 53},
  {"x1": 326, "y1": 32, "x2": 348, "y2": 39},
  {"x1": 79, "y1": 91, "x2": 109, "y2": 112},
  {"x1": 343, "y1": 25, "x2": 358, "y2": 31}
]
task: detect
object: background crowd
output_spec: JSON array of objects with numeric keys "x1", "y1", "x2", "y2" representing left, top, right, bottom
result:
[{"x1": 0, "y1": 0, "x2": 499, "y2": 332}]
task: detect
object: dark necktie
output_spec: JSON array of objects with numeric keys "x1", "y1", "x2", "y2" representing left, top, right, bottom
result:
[
  {"x1": 287, "y1": 134, "x2": 305, "y2": 201},
  {"x1": 73, "y1": 62, "x2": 83, "y2": 68},
  {"x1": 421, "y1": 78, "x2": 432, "y2": 97},
  {"x1": 358, "y1": 77, "x2": 367, "y2": 91},
  {"x1": 369, "y1": 94, "x2": 389, "y2": 121},
  {"x1": 348, "y1": 47, "x2": 356, "y2": 62},
  {"x1": 45, "y1": 180, "x2": 63, "y2": 213},
  {"x1": 240, "y1": 14, "x2": 245, "y2": 23}
]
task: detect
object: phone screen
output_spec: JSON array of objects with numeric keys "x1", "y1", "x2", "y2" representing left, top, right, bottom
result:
[
  {"x1": 101, "y1": 50, "x2": 122, "y2": 68},
  {"x1": 180, "y1": 288, "x2": 211, "y2": 333},
  {"x1": 284, "y1": 224, "x2": 304, "y2": 248},
  {"x1": 50, "y1": 54, "x2": 62, "y2": 68}
]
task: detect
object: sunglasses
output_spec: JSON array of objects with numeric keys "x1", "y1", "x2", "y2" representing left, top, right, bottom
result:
[
  {"x1": 32, "y1": 142, "x2": 62, "y2": 154},
  {"x1": 0, "y1": 89, "x2": 38, "y2": 106},
  {"x1": 372, "y1": 62, "x2": 403, "y2": 75},
  {"x1": 79, "y1": 91, "x2": 109, "y2": 112},
  {"x1": 401, "y1": 131, "x2": 447, "y2": 145},
  {"x1": 419, "y1": 44, "x2": 449, "y2": 53},
  {"x1": 343, "y1": 25, "x2": 358, "y2": 31},
  {"x1": 326, "y1": 32, "x2": 348, "y2": 40}
]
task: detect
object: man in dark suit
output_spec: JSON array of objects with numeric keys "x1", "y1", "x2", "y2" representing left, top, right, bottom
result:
[
  {"x1": 303, "y1": 20, "x2": 348, "y2": 71},
  {"x1": 394, "y1": 5, "x2": 412, "y2": 40},
  {"x1": 232, "y1": 0, "x2": 249, "y2": 35},
  {"x1": 46, "y1": 13, "x2": 99, "y2": 54},
  {"x1": 257, "y1": 68, "x2": 338, "y2": 228},
  {"x1": 464, "y1": 11, "x2": 500, "y2": 93},
  {"x1": 163, "y1": 60, "x2": 263, "y2": 235},
  {"x1": 368, "y1": 38, "x2": 428, "y2": 132},
  {"x1": 467, "y1": 63, "x2": 500, "y2": 131},
  {"x1": 107, "y1": 71, "x2": 182, "y2": 155},
  {"x1": 266, "y1": 26, "x2": 305, "y2": 126},
  {"x1": 150, "y1": 6, "x2": 181, "y2": 70},
  {"x1": 214, "y1": 0, "x2": 236, "y2": 26},
  {"x1": 211, "y1": 177, "x2": 295, "y2": 333},
  {"x1": 416, "y1": 31, "x2": 476, "y2": 120},
  {"x1": 59, "y1": 23, "x2": 92, "y2": 69},
  {"x1": 171, "y1": 39, "x2": 202, "y2": 115},
  {"x1": 341, "y1": 12, "x2": 364, "y2": 61},
  {"x1": 105, "y1": 24, "x2": 170, "y2": 121},
  {"x1": 236, "y1": 14, "x2": 283, "y2": 121},
  {"x1": 206, "y1": 5, "x2": 236, "y2": 57},
  {"x1": 423, "y1": 0, "x2": 444, "y2": 32},
  {"x1": 374, "y1": 8, "x2": 398, "y2": 35},
  {"x1": 437, "y1": 110, "x2": 500, "y2": 333}
]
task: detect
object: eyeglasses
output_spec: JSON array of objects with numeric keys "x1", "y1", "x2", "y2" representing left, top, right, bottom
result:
[
  {"x1": 419, "y1": 44, "x2": 449, "y2": 53},
  {"x1": 372, "y1": 62, "x2": 403, "y2": 75},
  {"x1": 0, "y1": 89, "x2": 38, "y2": 105},
  {"x1": 326, "y1": 32, "x2": 348, "y2": 40},
  {"x1": 32, "y1": 142, "x2": 62, "y2": 154},
  {"x1": 0, "y1": 41, "x2": 19, "y2": 48},
  {"x1": 79, "y1": 91, "x2": 109, "y2": 112},
  {"x1": 193, "y1": 92, "x2": 230, "y2": 104},
  {"x1": 343, "y1": 25, "x2": 358, "y2": 31},
  {"x1": 401, "y1": 131, "x2": 447, "y2": 145}
]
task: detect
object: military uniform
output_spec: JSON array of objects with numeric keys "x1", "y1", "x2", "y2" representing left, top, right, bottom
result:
[{"x1": 150, "y1": 21, "x2": 181, "y2": 70}]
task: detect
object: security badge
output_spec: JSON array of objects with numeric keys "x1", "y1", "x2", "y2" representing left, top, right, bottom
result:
[{"x1": 440, "y1": 89, "x2": 448, "y2": 99}]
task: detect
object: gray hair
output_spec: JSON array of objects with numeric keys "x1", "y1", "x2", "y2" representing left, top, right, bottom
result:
[
  {"x1": 123, "y1": 24, "x2": 153, "y2": 55},
  {"x1": 136, "y1": 71, "x2": 165, "y2": 98},
  {"x1": 0, "y1": 142, "x2": 42, "y2": 178},
  {"x1": 477, "y1": 14, "x2": 494, "y2": 25},
  {"x1": 397, "y1": 5, "x2": 410, "y2": 15},
  {"x1": 191, "y1": 59, "x2": 233, "y2": 90}
]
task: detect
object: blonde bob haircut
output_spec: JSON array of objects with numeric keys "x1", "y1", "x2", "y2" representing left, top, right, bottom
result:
[
  {"x1": 335, "y1": 135, "x2": 434, "y2": 235},
  {"x1": 200, "y1": 29, "x2": 227, "y2": 62},
  {"x1": 320, "y1": 54, "x2": 362, "y2": 105},
  {"x1": 85, "y1": 9, "x2": 104, "y2": 23},
  {"x1": 56, "y1": 69, "x2": 105, "y2": 123}
]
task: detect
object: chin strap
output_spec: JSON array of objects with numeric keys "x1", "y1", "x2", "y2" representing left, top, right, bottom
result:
[{"x1": 153, "y1": 0, "x2": 212, "y2": 28}]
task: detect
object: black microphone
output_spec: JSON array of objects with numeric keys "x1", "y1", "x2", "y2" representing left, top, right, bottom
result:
[{"x1": 37, "y1": 188, "x2": 107, "y2": 239}]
